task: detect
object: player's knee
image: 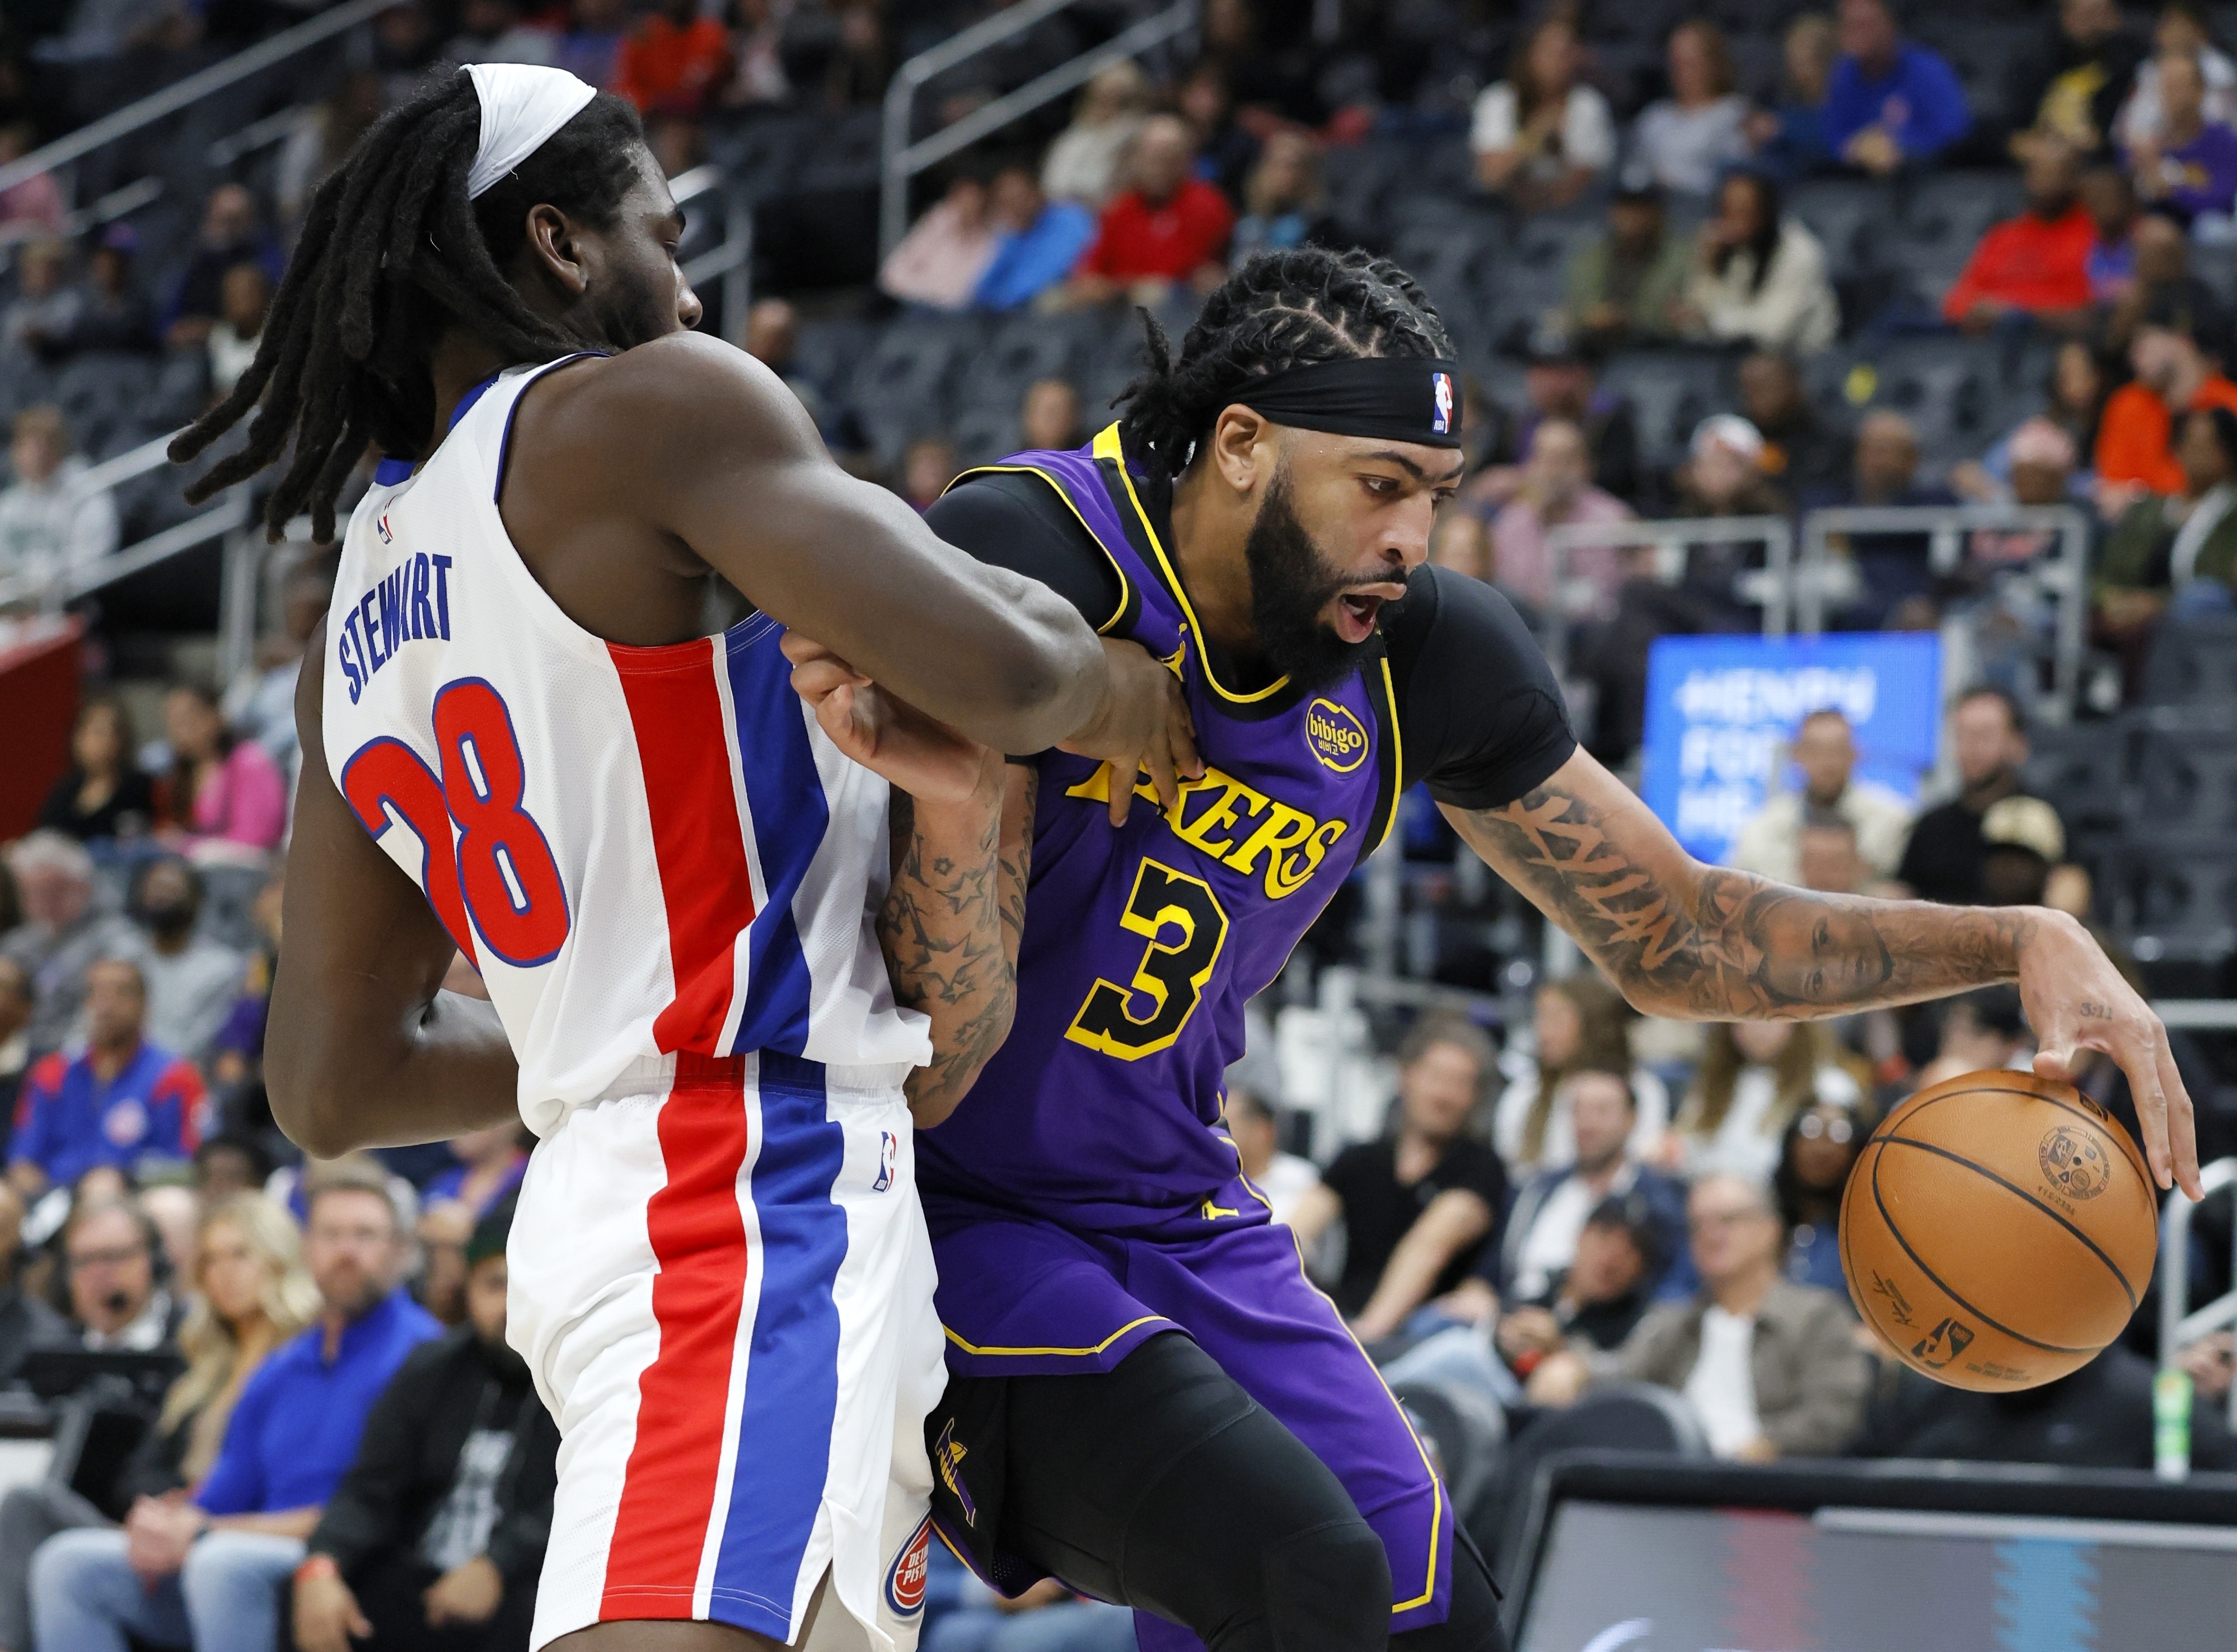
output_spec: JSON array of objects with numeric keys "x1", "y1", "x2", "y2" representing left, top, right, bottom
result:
[{"x1": 1256, "y1": 1515, "x2": 1391, "y2": 1652}]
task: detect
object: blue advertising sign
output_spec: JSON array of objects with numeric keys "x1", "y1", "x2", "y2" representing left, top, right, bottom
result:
[{"x1": 1640, "y1": 633, "x2": 1944, "y2": 865}]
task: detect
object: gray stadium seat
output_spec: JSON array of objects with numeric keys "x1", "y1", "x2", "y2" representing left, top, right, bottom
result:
[
  {"x1": 2127, "y1": 715, "x2": 2237, "y2": 841},
  {"x1": 55, "y1": 354, "x2": 155, "y2": 460},
  {"x1": 849, "y1": 317, "x2": 978, "y2": 463},
  {"x1": 1848, "y1": 336, "x2": 2000, "y2": 459},
  {"x1": 1389, "y1": 1377, "x2": 1506, "y2": 1522},
  {"x1": 1784, "y1": 179, "x2": 1896, "y2": 273},
  {"x1": 1490, "y1": 1384, "x2": 1711, "y2": 1574},
  {"x1": 1598, "y1": 350, "x2": 1730, "y2": 471},
  {"x1": 2022, "y1": 720, "x2": 2131, "y2": 834},
  {"x1": 2141, "y1": 614, "x2": 2237, "y2": 706},
  {"x1": 2109, "y1": 840, "x2": 2237, "y2": 965},
  {"x1": 1890, "y1": 171, "x2": 2028, "y2": 294}
]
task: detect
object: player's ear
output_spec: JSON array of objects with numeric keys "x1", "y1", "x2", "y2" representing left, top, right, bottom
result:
[
  {"x1": 521, "y1": 204, "x2": 591, "y2": 301},
  {"x1": 1208, "y1": 406, "x2": 1269, "y2": 497}
]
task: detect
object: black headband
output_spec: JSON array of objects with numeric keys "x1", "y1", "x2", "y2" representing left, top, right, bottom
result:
[{"x1": 1236, "y1": 356, "x2": 1464, "y2": 448}]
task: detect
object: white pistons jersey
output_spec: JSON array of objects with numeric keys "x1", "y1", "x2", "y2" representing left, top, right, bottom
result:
[{"x1": 322, "y1": 355, "x2": 933, "y2": 1135}]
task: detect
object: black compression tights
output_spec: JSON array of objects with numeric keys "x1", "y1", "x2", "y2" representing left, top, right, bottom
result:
[{"x1": 996, "y1": 1332, "x2": 1508, "y2": 1652}]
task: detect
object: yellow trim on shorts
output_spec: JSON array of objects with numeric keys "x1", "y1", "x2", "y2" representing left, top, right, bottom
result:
[{"x1": 940, "y1": 1313, "x2": 1172, "y2": 1359}]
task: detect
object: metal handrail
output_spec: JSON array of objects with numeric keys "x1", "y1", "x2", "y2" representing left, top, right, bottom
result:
[
  {"x1": 2160, "y1": 1158, "x2": 2237, "y2": 1449},
  {"x1": 879, "y1": 0, "x2": 1198, "y2": 256},
  {"x1": 0, "y1": 0, "x2": 389, "y2": 200},
  {"x1": 670, "y1": 163, "x2": 752, "y2": 345},
  {"x1": 1541, "y1": 514, "x2": 1794, "y2": 679}
]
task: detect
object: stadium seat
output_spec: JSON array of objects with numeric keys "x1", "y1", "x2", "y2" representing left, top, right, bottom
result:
[
  {"x1": 1488, "y1": 1384, "x2": 1710, "y2": 1574},
  {"x1": 2108, "y1": 840, "x2": 2237, "y2": 966},
  {"x1": 55, "y1": 353, "x2": 156, "y2": 461},
  {"x1": 1598, "y1": 350, "x2": 1731, "y2": 472},
  {"x1": 848, "y1": 317, "x2": 977, "y2": 462},
  {"x1": 1847, "y1": 336, "x2": 1999, "y2": 460},
  {"x1": 1888, "y1": 171, "x2": 2027, "y2": 296},
  {"x1": 2140, "y1": 614, "x2": 2237, "y2": 706},
  {"x1": 1783, "y1": 179, "x2": 1896, "y2": 275},
  {"x1": 2127, "y1": 714, "x2": 2237, "y2": 841},
  {"x1": 956, "y1": 312, "x2": 1090, "y2": 415},
  {"x1": 2022, "y1": 720, "x2": 2131, "y2": 834},
  {"x1": 1389, "y1": 1377, "x2": 1506, "y2": 1523}
]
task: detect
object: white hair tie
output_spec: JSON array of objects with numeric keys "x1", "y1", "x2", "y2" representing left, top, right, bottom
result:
[{"x1": 465, "y1": 63, "x2": 597, "y2": 201}]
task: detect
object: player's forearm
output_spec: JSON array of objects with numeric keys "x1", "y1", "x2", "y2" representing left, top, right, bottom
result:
[
  {"x1": 1448, "y1": 777, "x2": 2039, "y2": 1021},
  {"x1": 882, "y1": 766, "x2": 1033, "y2": 1128}
]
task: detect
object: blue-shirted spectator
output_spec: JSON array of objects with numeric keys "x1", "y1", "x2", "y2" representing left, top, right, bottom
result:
[
  {"x1": 1822, "y1": 0, "x2": 1972, "y2": 176},
  {"x1": 974, "y1": 165, "x2": 1096, "y2": 312},
  {"x1": 8, "y1": 958, "x2": 204, "y2": 1200},
  {"x1": 1746, "y1": 13, "x2": 1840, "y2": 181},
  {"x1": 29, "y1": 1168, "x2": 438, "y2": 1652}
]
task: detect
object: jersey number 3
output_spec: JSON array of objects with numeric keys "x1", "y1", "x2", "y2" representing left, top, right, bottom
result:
[
  {"x1": 340, "y1": 678, "x2": 572, "y2": 969},
  {"x1": 1065, "y1": 859, "x2": 1229, "y2": 1061}
]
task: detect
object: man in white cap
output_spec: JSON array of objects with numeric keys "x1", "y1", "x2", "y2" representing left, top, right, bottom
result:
[{"x1": 167, "y1": 60, "x2": 1192, "y2": 1652}]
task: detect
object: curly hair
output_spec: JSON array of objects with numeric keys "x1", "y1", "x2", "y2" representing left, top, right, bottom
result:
[
  {"x1": 169, "y1": 69, "x2": 647, "y2": 543},
  {"x1": 1113, "y1": 246, "x2": 1456, "y2": 479}
]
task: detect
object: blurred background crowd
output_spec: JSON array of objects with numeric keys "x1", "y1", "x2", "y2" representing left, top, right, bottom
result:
[{"x1": 0, "y1": 0, "x2": 2234, "y2": 1648}]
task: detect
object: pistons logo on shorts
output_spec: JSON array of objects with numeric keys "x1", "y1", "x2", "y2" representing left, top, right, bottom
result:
[
  {"x1": 884, "y1": 1515, "x2": 932, "y2": 1617},
  {"x1": 872, "y1": 1130, "x2": 899, "y2": 1193}
]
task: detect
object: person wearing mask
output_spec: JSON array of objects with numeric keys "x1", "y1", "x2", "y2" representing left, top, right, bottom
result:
[
  {"x1": 1040, "y1": 60, "x2": 1150, "y2": 209},
  {"x1": 1745, "y1": 12, "x2": 1840, "y2": 181},
  {"x1": 1896, "y1": 687, "x2": 2065, "y2": 906},
  {"x1": 1062, "y1": 115, "x2": 1236, "y2": 308},
  {"x1": 1729, "y1": 708, "x2": 1916, "y2": 887},
  {"x1": 35, "y1": 699, "x2": 156, "y2": 845},
  {"x1": 1220, "y1": 1084, "x2": 1318, "y2": 1227},
  {"x1": 158, "y1": 184, "x2": 282, "y2": 350},
  {"x1": 1472, "y1": 14, "x2": 1615, "y2": 207},
  {"x1": 422, "y1": 1125, "x2": 528, "y2": 1221},
  {"x1": 1565, "y1": 184, "x2": 1693, "y2": 350},
  {"x1": 0, "y1": 833, "x2": 137, "y2": 1058},
  {"x1": 10, "y1": 960, "x2": 205, "y2": 1199},
  {"x1": 878, "y1": 172, "x2": 998, "y2": 312},
  {"x1": 29, "y1": 1171, "x2": 439, "y2": 1652},
  {"x1": 2115, "y1": 3, "x2": 2237, "y2": 149},
  {"x1": 1227, "y1": 130, "x2": 1345, "y2": 265},
  {"x1": 1665, "y1": 1020, "x2": 1868, "y2": 1185},
  {"x1": 2010, "y1": 0, "x2": 2147, "y2": 158},
  {"x1": 292, "y1": 1205, "x2": 558, "y2": 1652},
  {"x1": 1529, "y1": 1174, "x2": 1871, "y2": 1460},
  {"x1": 2095, "y1": 289, "x2": 2237, "y2": 494},
  {"x1": 1493, "y1": 975, "x2": 1670, "y2": 1176},
  {"x1": 1017, "y1": 377, "x2": 1083, "y2": 455},
  {"x1": 0, "y1": 405, "x2": 118, "y2": 590},
  {"x1": 1772, "y1": 1091, "x2": 1873, "y2": 1294},
  {"x1": 971, "y1": 165, "x2": 1095, "y2": 312},
  {"x1": 57, "y1": 1196, "x2": 182, "y2": 1353},
  {"x1": 2099, "y1": 404, "x2": 2237, "y2": 644},
  {"x1": 160, "y1": 683, "x2": 289, "y2": 858},
  {"x1": 2126, "y1": 49, "x2": 2237, "y2": 223},
  {"x1": 1628, "y1": 21, "x2": 1752, "y2": 197},
  {"x1": 1289, "y1": 1018, "x2": 1508, "y2": 1344},
  {"x1": 1487, "y1": 418, "x2": 1635, "y2": 618},
  {"x1": 0, "y1": 1194, "x2": 315, "y2": 1652},
  {"x1": 128, "y1": 859, "x2": 246, "y2": 1066},
  {"x1": 1822, "y1": 0, "x2": 1972, "y2": 176},
  {"x1": 1942, "y1": 139, "x2": 2096, "y2": 333},
  {"x1": 1677, "y1": 171, "x2": 1840, "y2": 355}
]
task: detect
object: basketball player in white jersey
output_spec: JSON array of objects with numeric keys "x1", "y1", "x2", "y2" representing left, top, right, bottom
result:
[{"x1": 168, "y1": 64, "x2": 1198, "y2": 1652}]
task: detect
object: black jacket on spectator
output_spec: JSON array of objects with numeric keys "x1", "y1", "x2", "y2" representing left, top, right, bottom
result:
[
  {"x1": 36, "y1": 766, "x2": 157, "y2": 843},
  {"x1": 1853, "y1": 1344, "x2": 2235, "y2": 1471},
  {"x1": 307, "y1": 1326, "x2": 558, "y2": 1628},
  {"x1": 1897, "y1": 785, "x2": 2063, "y2": 907}
]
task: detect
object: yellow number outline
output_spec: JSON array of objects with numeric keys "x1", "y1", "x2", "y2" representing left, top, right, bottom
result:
[{"x1": 1064, "y1": 858, "x2": 1230, "y2": 1061}]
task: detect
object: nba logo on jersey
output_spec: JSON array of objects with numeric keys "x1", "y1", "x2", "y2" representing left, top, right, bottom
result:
[
  {"x1": 375, "y1": 510, "x2": 393, "y2": 545},
  {"x1": 884, "y1": 1517, "x2": 932, "y2": 1617},
  {"x1": 1430, "y1": 371, "x2": 1454, "y2": 436},
  {"x1": 872, "y1": 1130, "x2": 899, "y2": 1192}
]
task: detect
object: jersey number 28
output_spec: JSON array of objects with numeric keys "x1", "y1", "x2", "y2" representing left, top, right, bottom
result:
[
  {"x1": 340, "y1": 677, "x2": 572, "y2": 968},
  {"x1": 1065, "y1": 858, "x2": 1230, "y2": 1061}
]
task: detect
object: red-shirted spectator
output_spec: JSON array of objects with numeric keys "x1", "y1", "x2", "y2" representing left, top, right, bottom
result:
[
  {"x1": 2095, "y1": 290, "x2": 2237, "y2": 495},
  {"x1": 1943, "y1": 140, "x2": 2096, "y2": 333},
  {"x1": 613, "y1": 0, "x2": 733, "y2": 118},
  {"x1": 1063, "y1": 114, "x2": 1234, "y2": 308}
]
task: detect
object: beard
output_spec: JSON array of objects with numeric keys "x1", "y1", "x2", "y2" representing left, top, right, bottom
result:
[{"x1": 1242, "y1": 469, "x2": 1379, "y2": 693}]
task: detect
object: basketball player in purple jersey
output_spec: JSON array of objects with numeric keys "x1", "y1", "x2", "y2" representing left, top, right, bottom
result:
[
  {"x1": 876, "y1": 248, "x2": 2202, "y2": 1652},
  {"x1": 165, "y1": 66, "x2": 1194, "y2": 1652}
]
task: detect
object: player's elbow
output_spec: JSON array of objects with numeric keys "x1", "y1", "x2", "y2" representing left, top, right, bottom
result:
[
  {"x1": 972, "y1": 592, "x2": 1103, "y2": 752},
  {"x1": 264, "y1": 1036, "x2": 372, "y2": 1159}
]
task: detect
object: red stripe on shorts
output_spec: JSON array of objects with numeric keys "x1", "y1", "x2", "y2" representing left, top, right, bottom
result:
[
  {"x1": 600, "y1": 1053, "x2": 753, "y2": 1618},
  {"x1": 609, "y1": 637, "x2": 759, "y2": 1052}
]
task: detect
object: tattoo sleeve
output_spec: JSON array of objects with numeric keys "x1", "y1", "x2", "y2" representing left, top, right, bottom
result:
[
  {"x1": 879, "y1": 767, "x2": 1036, "y2": 1124},
  {"x1": 1450, "y1": 776, "x2": 2038, "y2": 1021}
]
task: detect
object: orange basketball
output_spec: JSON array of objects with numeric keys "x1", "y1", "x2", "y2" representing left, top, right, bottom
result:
[{"x1": 1840, "y1": 1068, "x2": 2159, "y2": 1391}]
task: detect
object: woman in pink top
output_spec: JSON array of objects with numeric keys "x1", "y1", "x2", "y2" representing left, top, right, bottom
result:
[
  {"x1": 163, "y1": 684, "x2": 287, "y2": 853},
  {"x1": 1488, "y1": 416, "x2": 1634, "y2": 615}
]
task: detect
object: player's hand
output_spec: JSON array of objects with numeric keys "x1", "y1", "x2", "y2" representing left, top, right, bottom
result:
[
  {"x1": 2020, "y1": 908, "x2": 2202, "y2": 1200},
  {"x1": 783, "y1": 633, "x2": 1002, "y2": 808},
  {"x1": 292, "y1": 1570, "x2": 372, "y2": 1652},
  {"x1": 423, "y1": 1555, "x2": 505, "y2": 1626},
  {"x1": 1057, "y1": 638, "x2": 1202, "y2": 826}
]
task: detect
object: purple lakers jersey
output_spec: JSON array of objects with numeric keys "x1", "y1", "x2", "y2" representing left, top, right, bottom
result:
[{"x1": 916, "y1": 425, "x2": 1399, "y2": 1234}]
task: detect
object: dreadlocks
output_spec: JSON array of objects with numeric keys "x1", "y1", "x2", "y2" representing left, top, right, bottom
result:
[
  {"x1": 169, "y1": 69, "x2": 647, "y2": 543},
  {"x1": 1115, "y1": 247, "x2": 1455, "y2": 479}
]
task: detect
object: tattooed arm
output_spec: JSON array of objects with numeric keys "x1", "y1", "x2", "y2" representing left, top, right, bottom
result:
[
  {"x1": 882, "y1": 766, "x2": 1036, "y2": 1127},
  {"x1": 1448, "y1": 747, "x2": 2200, "y2": 1196}
]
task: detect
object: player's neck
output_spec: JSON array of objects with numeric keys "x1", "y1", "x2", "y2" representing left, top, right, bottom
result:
[
  {"x1": 428, "y1": 327, "x2": 518, "y2": 453},
  {"x1": 1168, "y1": 461, "x2": 1265, "y2": 665}
]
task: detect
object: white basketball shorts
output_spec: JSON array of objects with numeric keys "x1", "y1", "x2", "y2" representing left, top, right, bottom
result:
[{"x1": 507, "y1": 1050, "x2": 943, "y2": 1651}]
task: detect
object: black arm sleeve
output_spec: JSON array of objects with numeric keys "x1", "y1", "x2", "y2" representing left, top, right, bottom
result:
[
  {"x1": 307, "y1": 1340, "x2": 447, "y2": 1575},
  {"x1": 923, "y1": 471, "x2": 1124, "y2": 627},
  {"x1": 1382, "y1": 565, "x2": 1578, "y2": 811}
]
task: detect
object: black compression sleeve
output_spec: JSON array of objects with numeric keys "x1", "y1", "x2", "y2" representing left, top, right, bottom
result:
[
  {"x1": 923, "y1": 471, "x2": 1124, "y2": 626},
  {"x1": 1383, "y1": 565, "x2": 1578, "y2": 811}
]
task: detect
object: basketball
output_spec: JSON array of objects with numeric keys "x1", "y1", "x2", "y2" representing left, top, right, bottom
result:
[{"x1": 1841, "y1": 1069, "x2": 2159, "y2": 1392}]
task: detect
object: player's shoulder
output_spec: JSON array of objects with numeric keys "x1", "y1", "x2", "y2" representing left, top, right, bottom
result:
[
  {"x1": 1380, "y1": 565, "x2": 1547, "y2": 681},
  {"x1": 514, "y1": 333, "x2": 820, "y2": 466}
]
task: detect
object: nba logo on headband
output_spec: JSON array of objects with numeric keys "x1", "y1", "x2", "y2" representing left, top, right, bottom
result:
[{"x1": 1430, "y1": 372, "x2": 1454, "y2": 437}]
